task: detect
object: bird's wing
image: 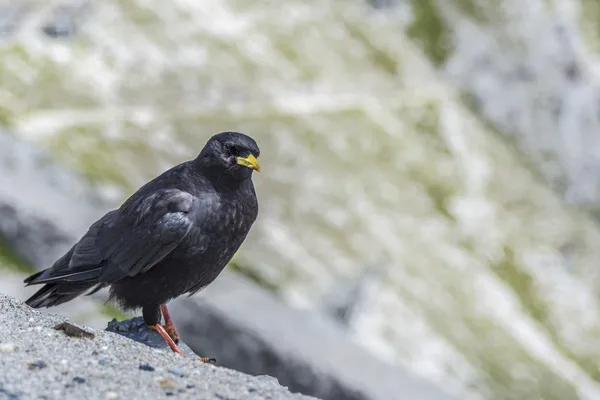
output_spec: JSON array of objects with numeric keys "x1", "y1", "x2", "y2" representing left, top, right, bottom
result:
[{"x1": 69, "y1": 188, "x2": 201, "y2": 283}]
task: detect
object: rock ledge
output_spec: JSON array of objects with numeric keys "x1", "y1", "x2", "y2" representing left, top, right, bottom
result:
[{"x1": 0, "y1": 293, "x2": 316, "y2": 400}]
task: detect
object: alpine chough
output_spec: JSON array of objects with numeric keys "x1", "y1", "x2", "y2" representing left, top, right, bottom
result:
[{"x1": 23, "y1": 131, "x2": 260, "y2": 358}]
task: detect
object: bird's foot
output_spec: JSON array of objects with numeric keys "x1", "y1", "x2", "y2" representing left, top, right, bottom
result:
[
  {"x1": 149, "y1": 324, "x2": 214, "y2": 361},
  {"x1": 163, "y1": 323, "x2": 181, "y2": 344},
  {"x1": 149, "y1": 324, "x2": 185, "y2": 356},
  {"x1": 160, "y1": 304, "x2": 181, "y2": 343}
]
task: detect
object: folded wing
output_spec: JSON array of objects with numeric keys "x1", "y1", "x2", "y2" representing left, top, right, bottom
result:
[{"x1": 24, "y1": 189, "x2": 199, "y2": 307}]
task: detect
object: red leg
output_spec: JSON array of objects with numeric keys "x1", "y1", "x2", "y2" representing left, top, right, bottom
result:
[
  {"x1": 157, "y1": 304, "x2": 215, "y2": 363},
  {"x1": 149, "y1": 324, "x2": 185, "y2": 356},
  {"x1": 160, "y1": 304, "x2": 180, "y2": 343}
]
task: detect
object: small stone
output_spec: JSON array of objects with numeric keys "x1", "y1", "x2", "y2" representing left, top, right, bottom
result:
[
  {"x1": 28, "y1": 360, "x2": 48, "y2": 370},
  {"x1": 167, "y1": 368, "x2": 185, "y2": 378},
  {"x1": 54, "y1": 322, "x2": 94, "y2": 339},
  {"x1": 0, "y1": 343, "x2": 15, "y2": 353},
  {"x1": 73, "y1": 377, "x2": 86, "y2": 384},
  {"x1": 139, "y1": 364, "x2": 155, "y2": 372},
  {"x1": 106, "y1": 391, "x2": 118, "y2": 399},
  {"x1": 159, "y1": 379, "x2": 176, "y2": 390}
]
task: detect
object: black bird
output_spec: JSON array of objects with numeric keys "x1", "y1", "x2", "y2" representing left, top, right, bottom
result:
[{"x1": 23, "y1": 131, "x2": 260, "y2": 357}]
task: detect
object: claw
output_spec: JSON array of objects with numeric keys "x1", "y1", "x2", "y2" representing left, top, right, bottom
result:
[{"x1": 149, "y1": 324, "x2": 185, "y2": 356}]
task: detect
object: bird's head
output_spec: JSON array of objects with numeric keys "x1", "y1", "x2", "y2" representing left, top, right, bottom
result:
[{"x1": 196, "y1": 132, "x2": 261, "y2": 182}]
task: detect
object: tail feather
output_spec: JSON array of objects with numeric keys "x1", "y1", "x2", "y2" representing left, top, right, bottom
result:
[
  {"x1": 25, "y1": 265, "x2": 104, "y2": 285},
  {"x1": 25, "y1": 282, "x2": 96, "y2": 308},
  {"x1": 23, "y1": 244, "x2": 105, "y2": 309},
  {"x1": 23, "y1": 269, "x2": 44, "y2": 285}
]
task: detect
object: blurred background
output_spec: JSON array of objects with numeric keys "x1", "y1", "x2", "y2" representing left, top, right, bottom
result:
[{"x1": 2, "y1": 0, "x2": 600, "y2": 399}]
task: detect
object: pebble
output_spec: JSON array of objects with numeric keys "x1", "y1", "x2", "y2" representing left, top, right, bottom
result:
[
  {"x1": 28, "y1": 360, "x2": 48, "y2": 370},
  {"x1": 0, "y1": 343, "x2": 15, "y2": 353},
  {"x1": 159, "y1": 379, "x2": 176, "y2": 390},
  {"x1": 168, "y1": 368, "x2": 185, "y2": 377},
  {"x1": 73, "y1": 377, "x2": 86, "y2": 384},
  {"x1": 139, "y1": 364, "x2": 155, "y2": 372}
]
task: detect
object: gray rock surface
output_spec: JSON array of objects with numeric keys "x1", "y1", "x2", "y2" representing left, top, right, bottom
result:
[{"x1": 0, "y1": 293, "x2": 316, "y2": 400}]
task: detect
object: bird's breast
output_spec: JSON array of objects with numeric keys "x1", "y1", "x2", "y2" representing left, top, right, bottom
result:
[{"x1": 192, "y1": 193, "x2": 256, "y2": 256}]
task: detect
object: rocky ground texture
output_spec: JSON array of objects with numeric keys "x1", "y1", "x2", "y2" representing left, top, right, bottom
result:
[{"x1": 0, "y1": 293, "x2": 315, "y2": 400}]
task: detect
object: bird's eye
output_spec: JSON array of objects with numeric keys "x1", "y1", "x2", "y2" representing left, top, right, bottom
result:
[
  {"x1": 225, "y1": 143, "x2": 241, "y2": 156},
  {"x1": 223, "y1": 143, "x2": 238, "y2": 155}
]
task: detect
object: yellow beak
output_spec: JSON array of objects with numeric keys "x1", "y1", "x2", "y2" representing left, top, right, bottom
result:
[{"x1": 236, "y1": 154, "x2": 260, "y2": 172}]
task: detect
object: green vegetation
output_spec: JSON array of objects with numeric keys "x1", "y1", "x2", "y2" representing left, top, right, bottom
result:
[
  {"x1": 493, "y1": 248, "x2": 550, "y2": 324},
  {"x1": 406, "y1": 0, "x2": 451, "y2": 66},
  {"x1": 0, "y1": 108, "x2": 14, "y2": 126},
  {"x1": 345, "y1": 25, "x2": 400, "y2": 75},
  {"x1": 493, "y1": 247, "x2": 600, "y2": 382},
  {"x1": 228, "y1": 260, "x2": 279, "y2": 293},
  {"x1": 455, "y1": 0, "x2": 489, "y2": 23},
  {"x1": 579, "y1": 1, "x2": 600, "y2": 54},
  {"x1": 396, "y1": 283, "x2": 579, "y2": 399},
  {"x1": 100, "y1": 302, "x2": 128, "y2": 321},
  {"x1": 0, "y1": 235, "x2": 36, "y2": 273}
]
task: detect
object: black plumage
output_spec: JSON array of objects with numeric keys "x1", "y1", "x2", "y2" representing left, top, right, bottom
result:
[{"x1": 23, "y1": 131, "x2": 260, "y2": 356}]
